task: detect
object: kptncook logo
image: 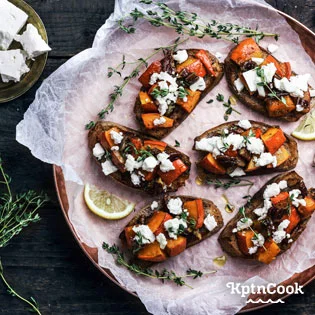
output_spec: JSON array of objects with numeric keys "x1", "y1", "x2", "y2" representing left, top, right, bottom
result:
[{"x1": 226, "y1": 282, "x2": 304, "y2": 304}]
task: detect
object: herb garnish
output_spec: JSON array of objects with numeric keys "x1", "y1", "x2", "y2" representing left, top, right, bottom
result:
[
  {"x1": 119, "y1": 1, "x2": 279, "y2": 43},
  {"x1": 216, "y1": 93, "x2": 241, "y2": 121},
  {"x1": 0, "y1": 158, "x2": 46, "y2": 314},
  {"x1": 178, "y1": 86, "x2": 190, "y2": 99},
  {"x1": 206, "y1": 178, "x2": 253, "y2": 190},
  {"x1": 103, "y1": 242, "x2": 216, "y2": 288},
  {"x1": 94, "y1": 37, "x2": 188, "y2": 123},
  {"x1": 206, "y1": 99, "x2": 214, "y2": 104},
  {"x1": 216, "y1": 93, "x2": 224, "y2": 102},
  {"x1": 174, "y1": 140, "x2": 180, "y2": 147}
]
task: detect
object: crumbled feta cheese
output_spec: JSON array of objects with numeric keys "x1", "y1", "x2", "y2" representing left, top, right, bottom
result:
[
  {"x1": 0, "y1": 0, "x2": 28, "y2": 50},
  {"x1": 310, "y1": 89, "x2": 315, "y2": 97},
  {"x1": 233, "y1": 218, "x2": 253, "y2": 233},
  {"x1": 224, "y1": 128, "x2": 229, "y2": 134},
  {"x1": 229, "y1": 167, "x2": 246, "y2": 177},
  {"x1": 153, "y1": 116, "x2": 166, "y2": 126},
  {"x1": 263, "y1": 182, "x2": 281, "y2": 199},
  {"x1": 238, "y1": 120, "x2": 252, "y2": 130},
  {"x1": 151, "y1": 201, "x2": 159, "y2": 210},
  {"x1": 111, "y1": 146, "x2": 119, "y2": 151},
  {"x1": 273, "y1": 219, "x2": 290, "y2": 244},
  {"x1": 132, "y1": 225, "x2": 155, "y2": 244},
  {"x1": 15, "y1": 24, "x2": 51, "y2": 59},
  {"x1": 164, "y1": 218, "x2": 187, "y2": 239},
  {"x1": 0, "y1": 49, "x2": 29, "y2": 82},
  {"x1": 289, "y1": 189, "x2": 306, "y2": 207},
  {"x1": 195, "y1": 136, "x2": 221, "y2": 153},
  {"x1": 290, "y1": 74, "x2": 310, "y2": 92},
  {"x1": 156, "y1": 233, "x2": 167, "y2": 249},
  {"x1": 296, "y1": 104, "x2": 304, "y2": 112},
  {"x1": 173, "y1": 50, "x2": 188, "y2": 64},
  {"x1": 251, "y1": 57, "x2": 264, "y2": 65},
  {"x1": 248, "y1": 247, "x2": 258, "y2": 255},
  {"x1": 254, "y1": 152, "x2": 277, "y2": 168},
  {"x1": 261, "y1": 62, "x2": 277, "y2": 83},
  {"x1": 157, "y1": 152, "x2": 175, "y2": 172},
  {"x1": 267, "y1": 44, "x2": 279, "y2": 53},
  {"x1": 125, "y1": 154, "x2": 143, "y2": 172},
  {"x1": 278, "y1": 180, "x2": 288, "y2": 190},
  {"x1": 101, "y1": 160, "x2": 118, "y2": 176},
  {"x1": 252, "y1": 233, "x2": 265, "y2": 247},
  {"x1": 256, "y1": 76, "x2": 266, "y2": 97},
  {"x1": 246, "y1": 137, "x2": 265, "y2": 155},
  {"x1": 242, "y1": 69, "x2": 257, "y2": 92},
  {"x1": 274, "y1": 74, "x2": 310, "y2": 98},
  {"x1": 92, "y1": 143, "x2": 105, "y2": 160},
  {"x1": 167, "y1": 198, "x2": 183, "y2": 215},
  {"x1": 142, "y1": 156, "x2": 158, "y2": 172},
  {"x1": 131, "y1": 172, "x2": 141, "y2": 186},
  {"x1": 204, "y1": 214, "x2": 218, "y2": 232},
  {"x1": 110, "y1": 130, "x2": 123, "y2": 144},
  {"x1": 190, "y1": 77, "x2": 206, "y2": 91},
  {"x1": 234, "y1": 78, "x2": 244, "y2": 92},
  {"x1": 224, "y1": 134, "x2": 245, "y2": 151},
  {"x1": 215, "y1": 52, "x2": 224, "y2": 62}
]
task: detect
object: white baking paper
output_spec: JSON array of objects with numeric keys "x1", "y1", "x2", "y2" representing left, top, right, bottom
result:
[{"x1": 16, "y1": 0, "x2": 315, "y2": 314}]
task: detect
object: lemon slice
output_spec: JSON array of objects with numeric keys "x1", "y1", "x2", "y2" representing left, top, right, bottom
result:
[
  {"x1": 84, "y1": 184, "x2": 135, "y2": 220},
  {"x1": 291, "y1": 110, "x2": 315, "y2": 141}
]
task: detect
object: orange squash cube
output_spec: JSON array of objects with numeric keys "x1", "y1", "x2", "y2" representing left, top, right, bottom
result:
[
  {"x1": 138, "y1": 61, "x2": 162, "y2": 88},
  {"x1": 257, "y1": 239, "x2": 281, "y2": 264},
  {"x1": 236, "y1": 230, "x2": 255, "y2": 256},
  {"x1": 176, "y1": 57, "x2": 206, "y2": 77},
  {"x1": 137, "y1": 242, "x2": 167, "y2": 262},
  {"x1": 261, "y1": 127, "x2": 286, "y2": 154},
  {"x1": 183, "y1": 199, "x2": 204, "y2": 229},
  {"x1": 298, "y1": 196, "x2": 315, "y2": 218},
  {"x1": 176, "y1": 89, "x2": 201, "y2": 113},
  {"x1": 165, "y1": 236, "x2": 187, "y2": 257},
  {"x1": 266, "y1": 96, "x2": 295, "y2": 118},
  {"x1": 158, "y1": 159, "x2": 188, "y2": 185},
  {"x1": 199, "y1": 153, "x2": 226, "y2": 175},
  {"x1": 141, "y1": 113, "x2": 174, "y2": 129},
  {"x1": 230, "y1": 38, "x2": 263, "y2": 65}
]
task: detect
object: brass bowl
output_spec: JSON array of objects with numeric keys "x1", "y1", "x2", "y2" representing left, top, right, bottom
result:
[{"x1": 0, "y1": 0, "x2": 49, "y2": 103}]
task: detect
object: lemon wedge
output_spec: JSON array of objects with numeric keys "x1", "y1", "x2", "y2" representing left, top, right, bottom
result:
[
  {"x1": 291, "y1": 110, "x2": 315, "y2": 141},
  {"x1": 84, "y1": 184, "x2": 135, "y2": 220}
]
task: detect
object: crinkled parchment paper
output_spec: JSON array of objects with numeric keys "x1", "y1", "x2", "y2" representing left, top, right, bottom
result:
[{"x1": 16, "y1": 0, "x2": 315, "y2": 314}]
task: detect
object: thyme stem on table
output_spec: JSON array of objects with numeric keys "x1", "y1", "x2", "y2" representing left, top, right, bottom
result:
[
  {"x1": 88, "y1": 37, "x2": 188, "y2": 127},
  {"x1": 206, "y1": 178, "x2": 254, "y2": 191},
  {"x1": 118, "y1": 0, "x2": 279, "y2": 43},
  {"x1": 102, "y1": 242, "x2": 216, "y2": 289}
]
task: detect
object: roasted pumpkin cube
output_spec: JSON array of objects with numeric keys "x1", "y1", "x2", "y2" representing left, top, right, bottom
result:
[
  {"x1": 230, "y1": 38, "x2": 263, "y2": 65},
  {"x1": 137, "y1": 242, "x2": 167, "y2": 262},
  {"x1": 158, "y1": 159, "x2": 188, "y2": 185},
  {"x1": 165, "y1": 236, "x2": 187, "y2": 257},
  {"x1": 101, "y1": 127, "x2": 121, "y2": 149},
  {"x1": 261, "y1": 127, "x2": 286, "y2": 154},
  {"x1": 298, "y1": 196, "x2": 315, "y2": 218},
  {"x1": 143, "y1": 140, "x2": 167, "y2": 152},
  {"x1": 183, "y1": 199, "x2": 204, "y2": 229},
  {"x1": 195, "y1": 49, "x2": 216, "y2": 76},
  {"x1": 245, "y1": 157, "x2": 260, "y2": 172},
  {"x1": 271, "y1": 191, "x2": 289, "y2": 206},
  {"x1": 138, "y1": 61, "x2": 162, "y2": 88},
  {"x1": 199, "y1": 153, "x2": 226, "y2": 175},
  {"x1": 267, "y1": 145, "x2": 290, "y2": 168},
  {"x1": 124, "y1": 226, "x2": 135, "y2": 248},
  {"x1": 266, "y1": 96, "x2": 295, "y2": 118},
  {"x1": 236, "y1": 230, "x2": 255, "y2": 256},
  {"x1": 261, "y1": 55, "x2": 284, "y2": 77},
  {"x1": 141, "y1": 113, "x2": 174, "y2": 129},
  {"x1": 282, "y1": 207, "x2": 301, "y2": 234},
  {"x1": 257, "y1": 239, "x2": 281, "y2": 264},
  {"x1": 176, "y1": 57, "x2": 206, "y2": 77},
  {"x1": 176, "y1": 89, "x2": 201, "y2": 113},
  {"x1": 147, "y1": 211, "x2": 173, "y2": 236}
]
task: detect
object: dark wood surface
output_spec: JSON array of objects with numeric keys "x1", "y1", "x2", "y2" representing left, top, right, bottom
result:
[{"x1": 0, "y1": 0, "x2": 314, "y2": 314}]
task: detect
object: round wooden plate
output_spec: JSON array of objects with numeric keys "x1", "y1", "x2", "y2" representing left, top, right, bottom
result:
[
  {"x1": 0, "y1": 0, "x2": 49, "y2": 103},
  {"x1": 53, "y1": 6, "x2": 315, "y2": 313}
]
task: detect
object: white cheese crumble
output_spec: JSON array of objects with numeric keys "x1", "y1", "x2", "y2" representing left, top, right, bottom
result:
[
  {"x1": 92, "y1": 143, "x2": 105, "y2": 160},
  {"x1": 232, "y1": 218, "x2": 253, "y2": 233},
  {"x1": 173, "y1": 50, "x2": 188, "y2": 64},
  {"x1": 156, "y1": 233, "x2": 167, "y2": 249},
  {"x1": 251, "y1": 57, "x2": 264, "y2": 65},
  {"x1": 164, "y1": 218, "x2": 187, "y2": 239},
  {"x1": 238, "y1": 120, "x2": 252, "y2": 130},
  {"x1": 157, "y1": 152, "x2": 175, "y2": 173},
  {"x1": 15, "y1": 23, "x2": 51, "y2": 59},
  {"x1": 289, "y1": 189, "x2": 306, "y2": 207},
  {"x1": 242, "y1": 69, "x2": 257, "y2": 92},
  {"x1": 132, "y1": 225, "x2": 155, "y2": 244},
  {"x1": 111, "y1": 146, "x2": 119, "y2": 151},
  {"x1": 125, "y1": 154, "x2": 143, "y2": 172},
  {"x1": 204, "y1": 214, "x2": 218, "y2": 232},
  {"x1": 310, "y1": 89, "x2": 315, "y2": 97},
  {"x1": 234, "y1": 78, "x2": 245, "y2": 92},
  {"x1": 254, "y1": 152, "x2": 277, "y2": 168},
  {"x1": 101, "y1": 160, "x2": 118, "y2": 176},
  {"x1": 130, "y1": 172, "x2": 141, "y2": 186},
  {"x1": 246, "y1": 137, "x2": 265, "y2": 155},
  {"x1": 252, "y1": 233, "x2": 265, "y2": 247},
  {"x1": 272, "y1": 219, "x2": 290, "y2": 244},
  {"x1": 296, "y1": 104, "x2": 304, "y2": 112},
  {"x1": 267, "y1": 43, "x2": 279, "y2": 53},
  {"x1": 274, "y1": 74, "x2": 310, "y2": 98},
  {"x1": 110, "y1": 130, "x2": 123, "y2": 144},
  {"x1": 229, "y1": 167, "x2": 246, "y2": 177},
  {"x1": 248, "y1": 247, "x2": 258, "y2": 255},
  {"x1": 261, "y1": 62, "x2": 277, "y2": 83},
  {"x1": 167, "y1": 198, "x2": 183, "y2": 215},
  {"x1": 142, "y1": 156, "x2": 158, "y2": 172},
  {"x1": 150, "y1": 201, "x2": 159, "y2": 210},
  {"x1": 153, "y1": 116, "x2": 166, "y2": 126},
  {"x1": 224, "y1": 134, "x2": 245, "y2": 151},
  {"x1": 189, "y1": 76, "x2": 206, "y2": 91}
]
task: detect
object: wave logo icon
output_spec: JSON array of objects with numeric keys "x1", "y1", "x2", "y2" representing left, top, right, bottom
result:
[{"x1": 247, "y1": 298, "x2": 285, "y2": 304}]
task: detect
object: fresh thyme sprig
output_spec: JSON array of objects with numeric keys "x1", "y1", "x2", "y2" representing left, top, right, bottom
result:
[
  {"x1": 90, "y1": 37, "x2": 188, "y2": 125},
  {"x1": 0, "y1": 259, "x2": 41, "y2": 314},
  {"x1": 216, "y1": 93, "x2": 241, "y2": 121},
  {"x1": 0, "y1": 158, "x2": 46, "y2": 314},
  {"x1": 206, "y1": 177, "x2": 254, "y2": 191},
  {"x1": 103, "y1": 242, "x2": 216, "y2": 288},
  {"x1": 118, "y1": 1, "x2": 279, "y2": 43}
]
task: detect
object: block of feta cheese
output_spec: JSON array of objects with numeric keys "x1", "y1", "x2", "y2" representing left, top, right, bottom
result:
[
  {"x1": 0, "y1": 49, "x2": 30, "y2": 82},
  {"x1": 15, "y1": 24, "x2": 51, "y2": 59},
  {"x1": 0, "y1": 0, "x2": 28, "y2": 50}
]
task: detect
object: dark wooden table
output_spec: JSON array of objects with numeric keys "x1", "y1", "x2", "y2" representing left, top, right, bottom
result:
[{"x1": 0, "y1": 0, "x2": 314, "y2": 314}]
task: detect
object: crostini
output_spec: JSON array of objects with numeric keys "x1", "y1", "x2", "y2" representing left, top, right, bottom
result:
[
  {"x1": 193, "y1": 120, "x2": 298, "y2": 178},
  {"x1": 134, "y1": 48, "x2": 224, "y2": 139},
  {"x1": 225, "y1": 38, "x2": 314, "y2": 121},
  {"x1": 120, "y1": 195, "x2": 223, "y2": 265},
  {"x1": 88, "y1": 121, "x2": 191, "y2": 195},
  {"x1": 219, "y1": 171, "x2": 315, "y2": 264}
]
